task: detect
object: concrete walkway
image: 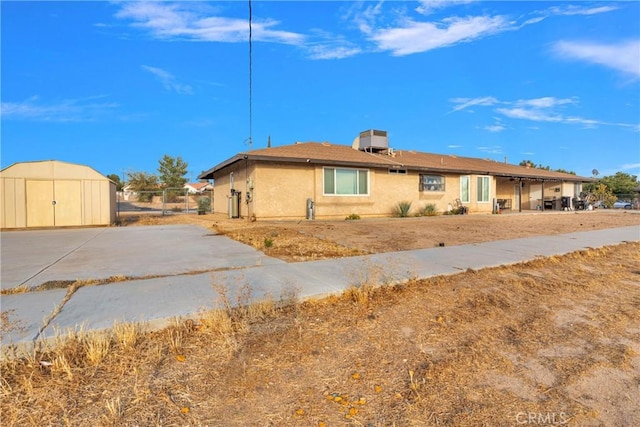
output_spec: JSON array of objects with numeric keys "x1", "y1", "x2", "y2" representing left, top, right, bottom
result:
[{"x1": 1, "y1": 224, "x2": 638, "y2": 354}]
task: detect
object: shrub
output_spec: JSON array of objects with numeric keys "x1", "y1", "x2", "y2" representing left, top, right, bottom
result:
[
  {"x1": 345, "y1": 213, "x2": 361, "y2": 220},
  {"x1": 198, "y1": 197, "x2": 211, "y2": 213},
  {"x1": 263, "y1": 237, "x2": 274, "y2": 248},
  {"x1": 393, "y1": 201, "x2": 412, "y2": 217},
  {"x1": 418, "y1": 203, "x2": 438, "y2": 216}
]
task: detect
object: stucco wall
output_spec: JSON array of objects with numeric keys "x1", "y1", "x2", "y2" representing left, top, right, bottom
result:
[
  {"x1": 520, "y1": 180, "x2": 580, "y2": 210},
  {"x1": 213, "y1": 161, "x2": 507, "y2": 219}
]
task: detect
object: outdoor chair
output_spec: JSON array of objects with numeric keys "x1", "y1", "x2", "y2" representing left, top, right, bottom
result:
[{"x1": 453, "y1": 198, "x2": 468, "y2": 215}]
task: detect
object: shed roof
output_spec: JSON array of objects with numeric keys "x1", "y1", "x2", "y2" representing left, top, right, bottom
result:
[
  {"x1": 0, "y1": 160, "x2": 113, "y2": 182},
  {"x1": 199, "y1": 142, "x2": 591, "y2": 182}
]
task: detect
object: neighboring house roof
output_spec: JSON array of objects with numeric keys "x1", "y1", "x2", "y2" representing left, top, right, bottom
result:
[
  {"x1": 184, "y1": 182, "x2": 212, "y2": 192},
  {"x1": 199, "y1": 142, "x2": 592, "y2": 182}
]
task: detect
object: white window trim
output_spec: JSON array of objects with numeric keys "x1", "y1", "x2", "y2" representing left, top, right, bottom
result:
[
  {"x1": 323, "y1": 167, "x2": 370, "y2": 196},
  {"x1": 460, "y1": 175, "x2": 470, "y2": 203},
  {"x1": 477, "y1": 175, "x2": 491, "y2": 203}
]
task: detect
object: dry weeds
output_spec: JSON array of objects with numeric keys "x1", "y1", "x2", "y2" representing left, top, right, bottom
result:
[{"x1": 1, "y1": 242, "x2": 638, "y2": 426}]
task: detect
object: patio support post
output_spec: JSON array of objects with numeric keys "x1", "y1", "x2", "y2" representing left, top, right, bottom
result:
[
  {"x1": 541, "y1": 180, "x2": 545, "y2": 211},
  {"x1": 518, "y1": 179, "x2": 522, "y2": 213}
]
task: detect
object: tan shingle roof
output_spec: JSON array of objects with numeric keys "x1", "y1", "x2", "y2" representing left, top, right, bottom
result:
[{"x1": 199, "y1": 142, "x2": 590, "y2": 182}]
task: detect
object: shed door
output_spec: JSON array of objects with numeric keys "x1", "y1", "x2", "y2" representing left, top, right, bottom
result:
[
  {"x1": 54, "y1": 180, "x2": 82, "y2": 226},
  {"x1": 26, "y1": 180, "x2": 55, "y2": 227},
  {"x1": 26, "y1": 179, "x2": 83, "y2": 227}
]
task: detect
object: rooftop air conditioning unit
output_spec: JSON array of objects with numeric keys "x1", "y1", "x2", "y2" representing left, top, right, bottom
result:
[{"x1": 356, "y1": 129, "x2": 388, "y2": 152}]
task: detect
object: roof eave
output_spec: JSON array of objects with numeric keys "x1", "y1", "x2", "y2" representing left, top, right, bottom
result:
[{"x1": 199, "y1": 152, "x2": 595, "y2": 183}]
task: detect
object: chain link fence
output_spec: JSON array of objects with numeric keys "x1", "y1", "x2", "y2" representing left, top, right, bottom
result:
[{"x1": 117, "y1": 189, "x2": 214, "y2": 217}]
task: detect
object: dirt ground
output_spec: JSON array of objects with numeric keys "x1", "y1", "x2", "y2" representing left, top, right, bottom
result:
[
  {"x1": 2, "y1": 210, "x2": 638, "y2": 426},
  {"x1": 120, "y1": 210, "x2": 640, "y2": 262}
]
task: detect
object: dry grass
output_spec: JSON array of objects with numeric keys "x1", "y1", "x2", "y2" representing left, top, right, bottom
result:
[
  {"x1": 1, "y1": 242, "x2": 638, "y2": 426},
  {"x1": 1, "y1": 275, "x2": 131, "y2": 296}
]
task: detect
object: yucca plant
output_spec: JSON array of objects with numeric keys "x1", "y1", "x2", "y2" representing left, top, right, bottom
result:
[
  {"x1": 393, "y1": 201, "x2": 412, "y2": 217},
  {"x1": 418, "y1": 203, "x2": 438, "y2": 216}
]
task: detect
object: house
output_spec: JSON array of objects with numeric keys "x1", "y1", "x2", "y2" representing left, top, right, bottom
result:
[
  {"x1": 1, "y1": 160, "x2": 116, "y2": 228},
  {"x1": 184, "y1": 182, "x2": 214, "y2": 194},
  {"x1": 198, "y1": 130, "x2": 593, "y2": 220}
]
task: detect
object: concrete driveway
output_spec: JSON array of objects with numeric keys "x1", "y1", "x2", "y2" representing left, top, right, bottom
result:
[
  {"x1": 0, "y1": 225, "x2": 283, "y2": 290},
  {"x1": 1, "y1": 224, "x2": 638, "y2": 355}
]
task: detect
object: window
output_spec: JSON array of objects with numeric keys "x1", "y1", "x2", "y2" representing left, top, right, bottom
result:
[
  {"x1": 477, "y1": 176, "x2": 490, "y2": 202},
  {"x1": 323, "y1": 168, "x2": 369, "y2": 195},
  {"x1": 420, "y1": 175, "x2": 445, "y2": 192},
  {"x1": 460, "y1": 175, "x2": 470, "y2": 203}
]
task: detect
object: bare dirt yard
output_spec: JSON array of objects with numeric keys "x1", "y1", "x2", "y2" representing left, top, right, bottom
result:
[
  {"x1": 2, "y1": 210, "x2": 639, "y2": 426},
  {"x1": 121, "y1": 209, "x2": 640, "y2": 262}
]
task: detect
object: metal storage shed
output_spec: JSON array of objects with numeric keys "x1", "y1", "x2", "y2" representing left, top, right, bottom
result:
[{"x1": 0, "y1": 160, "x2": 116, "y2": 229}]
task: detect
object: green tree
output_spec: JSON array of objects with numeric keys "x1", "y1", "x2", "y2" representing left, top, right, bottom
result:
[
  {"x1": 599, "y1": 172, "x2": 639, "y2": 200},
  {"x1": 585, "y1": 183, "x2": 617, "y2": 208},
  {"x1": 127, "y1": 171, "x2": 159, "y2": 202},
  {"x1": 554, "y1": 168, "x2": 576, "y2": 175},
  {"x1": 158, "y1": 155, "x2": 189, "y2": 189},
  {"x1": 519, "y1": 160, "x2": 575, "y2": 175},
  {"x1": 106, "y1": 174, "x2": 124, "y2": 191}
]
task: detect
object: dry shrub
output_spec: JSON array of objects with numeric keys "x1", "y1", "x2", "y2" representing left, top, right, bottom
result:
[
  {"x1": 83, "y1": 332, "x2": 112, "y2": 365},
  {"x1": 113, "y1": 321, "x2": 143, "y2": 350}
]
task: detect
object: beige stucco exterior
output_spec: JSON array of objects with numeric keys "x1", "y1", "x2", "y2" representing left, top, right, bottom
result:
[
  {"x1": 212, "y1": 162, "x2": 516, "y2": 220},
  {"x1": 203, "y1": 143, "x2": 588, "y2": 220},
  {"x1": 1, "y1": 160, "x2": 116, "y2": 229}
]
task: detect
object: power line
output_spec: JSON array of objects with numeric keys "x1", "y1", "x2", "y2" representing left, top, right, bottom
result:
[{"x1": 248, "y1": 0, "x2": 253, "y2": 151}]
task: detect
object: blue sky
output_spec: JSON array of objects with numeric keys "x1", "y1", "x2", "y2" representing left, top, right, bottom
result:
[{"x1": 2, "y1": 1, "x2": 639, "y2": 181}]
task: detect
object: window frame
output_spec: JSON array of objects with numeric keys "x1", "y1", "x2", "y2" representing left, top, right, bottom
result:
[
  {"x1": 476, "y1": 175, "x2": 491, "y2": 203},
  {"x1": 323, "y1": 167, "x2": 370, "y2": 196},
  {"x1": 460, "y1": 175, "x2": 470, "y2": 203},
  {"x1": 420, "y1": 174, "x2": 446, "y2": 192}
]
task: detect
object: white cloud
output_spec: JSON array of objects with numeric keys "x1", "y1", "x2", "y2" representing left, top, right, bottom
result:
[
  {"x1": 370, "y1": 15, "x2": 510, "y2": 56},
  {"x1": 1, "y1": 96, "x2": 118, "y2": 122},
  {"x1": 549, "y1": 5, "x2": 619, "y2": 16},
  {"x1": 515, "y1": 97, "x2": 576, "y2": 108},
  {"x1": 415, "y1": 0, "x2": 478, "y2": 16},
  {"x1": 451, "y1": 95, "x2": 638, "y2": 130},
  {"x1": 447, "y1": 144, "x2": 462, "y2": 148},
  {"x1": 476, "y1": 145, "x2": 503, "y2": 154},
  {"x1": 305, "y1": 30, "x2": 362, "y2": 60},
  {"x1": 348, "y1": 1, "x2": 384, "y2": 34},
  {"x1": 115, "y1": 2, "x2": 304, "y2": 45},
  {"x1": 496, "y1": 107, "x2": 563, "y2": 123},
  {"x1": 620, "y1": 163, "x2": 640, "y2": 170},
  {"x1": 307, "y1": 45, "x2": 362, "y2": 60},
  {"x1": 484, "y1": 124, "x2": 505, "y2": 132},
  {"x1": 141, "y1": 65, "x2": 193, "y2": 94},
  {"x1": 449, "y1": 96, "x2": 499, "y2": 112},
  {"x1": 553, "y1": 40, "x2": 640, "y2": 78}
]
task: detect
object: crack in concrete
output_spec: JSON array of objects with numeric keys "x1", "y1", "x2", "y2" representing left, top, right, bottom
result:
[
  {"x1": 32, "y1": 283, "x2": 82, "y2": 341},
  {"x1": 18, "y1": 228, "x2": 107, "y2": 288}
]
